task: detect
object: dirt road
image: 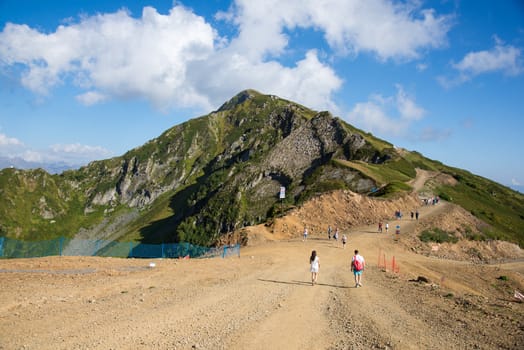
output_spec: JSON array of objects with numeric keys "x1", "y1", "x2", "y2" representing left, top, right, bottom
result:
[{"x1": 1, "y1": 201, "x2": 523, "y2": 349}]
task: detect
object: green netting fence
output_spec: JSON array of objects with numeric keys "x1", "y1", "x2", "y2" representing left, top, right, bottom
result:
[{"x1": 0, "y1": 237, "x2": 240, "y2": 259}]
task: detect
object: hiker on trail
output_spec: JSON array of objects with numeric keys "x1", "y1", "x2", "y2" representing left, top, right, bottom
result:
[
  {"x1": 351, "y1": 249, "x2": 365, "y2": 287},
  {"x1": 342, "y1": 234, "x2": 347, "y2": 248},
  {"x1": 410, "y1": 211, "x2": 414, "y2": 220},
  {"x1": 303, "y1": 226, "x2": 308, "y2": 241},
  {"x1": 328, "y1": 225, "x2": 332, "y2": 240},
  {"x1": 415, "y1": 210, "x2": 419, "y2": 220},
  {"x1": 385, "y1": 223, "x2": 389, "y2": 233},
  {"x1": 378, "y1": 222, "x2": 383, "y2": 232},
  {"x1": 333, "y1": 228, "x2": 339, "y2": 241},
  {"x1": 395, "y1": 225, "x2": 400, "y2": 240},
  {"x1": 309, "y1": 250, "x2": 320, "y2": 286}
]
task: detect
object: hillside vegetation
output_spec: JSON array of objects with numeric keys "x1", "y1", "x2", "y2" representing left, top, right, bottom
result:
[{"x1": 0, "y1": 90, "x2": 523, "y2": 248}]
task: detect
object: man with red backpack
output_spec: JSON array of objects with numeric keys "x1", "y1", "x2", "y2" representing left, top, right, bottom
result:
[{"x1": 351, "y1": 249, "x2": 365, "y2": 287}]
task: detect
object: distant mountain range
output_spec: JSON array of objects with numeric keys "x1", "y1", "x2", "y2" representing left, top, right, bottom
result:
[
  {"x1": 1, "y1": 90, "x2": 523, "y2": 247},
  {"x1": 0, "y1": 156, "x2": 77, "y2": 174}
]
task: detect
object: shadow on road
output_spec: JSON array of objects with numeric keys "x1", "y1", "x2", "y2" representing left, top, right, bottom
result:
[{"x1": 258, "y1": 278, "x2": 349, "y2": 289}]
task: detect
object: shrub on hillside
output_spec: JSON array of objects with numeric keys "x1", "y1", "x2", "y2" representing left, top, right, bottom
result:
[
  {"x1": 419, "y1": 228, "x2": 459, "y2": 244},
  {"x1": 461, "y1": 225, "x2": 487, "y2": 241}
]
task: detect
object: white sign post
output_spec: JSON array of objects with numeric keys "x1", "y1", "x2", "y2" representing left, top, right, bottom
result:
[{"x1": 279, "y1": 186, "x2": 285, "y2": 215}]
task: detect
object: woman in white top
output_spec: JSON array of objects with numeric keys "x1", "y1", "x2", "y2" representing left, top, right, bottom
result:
[{"x1": 310, "y1": 250, "x2": 320, "y2": 286}]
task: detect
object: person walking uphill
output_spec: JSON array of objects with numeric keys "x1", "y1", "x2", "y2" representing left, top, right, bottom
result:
[
  {"x1": 303, "y1": 226, "x2": 308, "y2": 241},
  {"x1": 310, "y1": 250, "x2": 320, "y2": 286},
  {"x1": 351, "y1": 250, "x2": 365, "y2": 288}
]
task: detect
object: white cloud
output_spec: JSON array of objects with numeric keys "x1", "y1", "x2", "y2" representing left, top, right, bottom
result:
[
  {"x1": 0, "y1": 133, "x2": 24, "y2": 146},
  {"x1": 347, "y1": 97, "x2": 406, "y2": 135},
  {"x1": 0, "y1": 1, "x2": 452, "y2": 113},
  {"x1": 24, "y1": 143, "x2": 112, "y2": 165},
  {"x1": 346, "y1": 85, "x2": 425, "y2": 136},
  {"x1": 0, "y1": 6, "x2": 217, "y2": 110},
  {"x1": 303, "y1": 0, "x2": 452, "y2": 60},
  {"x1": 0, "y1": 131, "x2": 111, "y2": 166},
  {"x1": 76, "y1": 91, "x2": 108, "y2": 105},
  {"x1": 0, "y1": 133, "x2": 26, "y2": 160},
  {"x1": 416, "y1": 63, "x2": 428, "y2": 72},
  {"x1": 395, "y1": 84, "x2": 425, "y2": 121},
  {"x1": 48, "y1": 143, "x2": 112, "y2": 164},
  {"x1": 439, "y1": 38, "x2": 523, "y2": 87},
  {"x1": 453, "y1": 39, "x2": 522, "y2": 77},
  {"x1": 512, "y1": 178, "x2": 521, "y2": 186},
  {"x1": 50, "y1": 143, "x2": 111, "y2": 157},
  {"x1": 224, "y1": 0, "x2": 452, "y2": 61},
  {"x1": 190, "y1": 49, "x2": 342, "y2": 112}
]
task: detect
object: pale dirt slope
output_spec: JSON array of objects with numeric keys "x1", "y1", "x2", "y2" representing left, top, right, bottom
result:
[{"x1": 1, "y1": 171, "x2": 523, "y2": 349}]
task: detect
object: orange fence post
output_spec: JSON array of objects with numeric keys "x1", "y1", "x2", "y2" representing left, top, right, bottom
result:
[{"x1": 391, "y1": 256, "x2": 400, "y2": 273}]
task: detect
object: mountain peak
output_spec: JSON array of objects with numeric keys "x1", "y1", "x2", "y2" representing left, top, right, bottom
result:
[{"x1": 217, "y1": 89, "x2": 263, "y2": 111}]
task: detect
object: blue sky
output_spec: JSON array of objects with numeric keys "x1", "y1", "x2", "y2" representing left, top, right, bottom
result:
[{"x1": 1, "y1": 0, "x2": 523, "y2": 189}]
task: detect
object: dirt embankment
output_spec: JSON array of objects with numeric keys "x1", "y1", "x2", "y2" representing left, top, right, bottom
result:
[{"x1": 243, "y1": 190, "x2": 421, "y2": 245}]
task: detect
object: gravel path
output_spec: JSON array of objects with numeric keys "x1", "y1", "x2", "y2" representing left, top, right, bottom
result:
[{"x1": 1, "y1": 202, "x2": 523, "y2": 349}]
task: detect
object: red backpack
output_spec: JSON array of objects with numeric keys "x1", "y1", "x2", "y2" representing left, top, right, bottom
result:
[{"x1": 353, "y1": 256, "x2": 363, "y2": 271}]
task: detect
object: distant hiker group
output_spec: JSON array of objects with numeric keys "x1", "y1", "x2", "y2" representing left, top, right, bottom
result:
[
  {"x1": 377, "y1": 221, "x2": 389, "y2": 233},
  {"x1": 395, "y1": 208, "x2": 421, "y2": 221},
  {"x1": 410, "y1": 210, "x2": 420, "y2": 220},
  {"x1": 423, "y1": 196, "x2": 440, "y2": 205},
  {"x1": 376, "y1": 207, "x2": 421, "y2": 235},
  {"x1": 326, "y1": 225, "x2": 348, "y2": 248},
  {"x1": 305, "y1": 225, "x2": 348, "y2": 246}
]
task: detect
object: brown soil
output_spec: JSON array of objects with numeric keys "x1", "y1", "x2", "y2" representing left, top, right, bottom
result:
[{"x1": 1, "y1": 170, "x2": 523, "y2": 349}]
